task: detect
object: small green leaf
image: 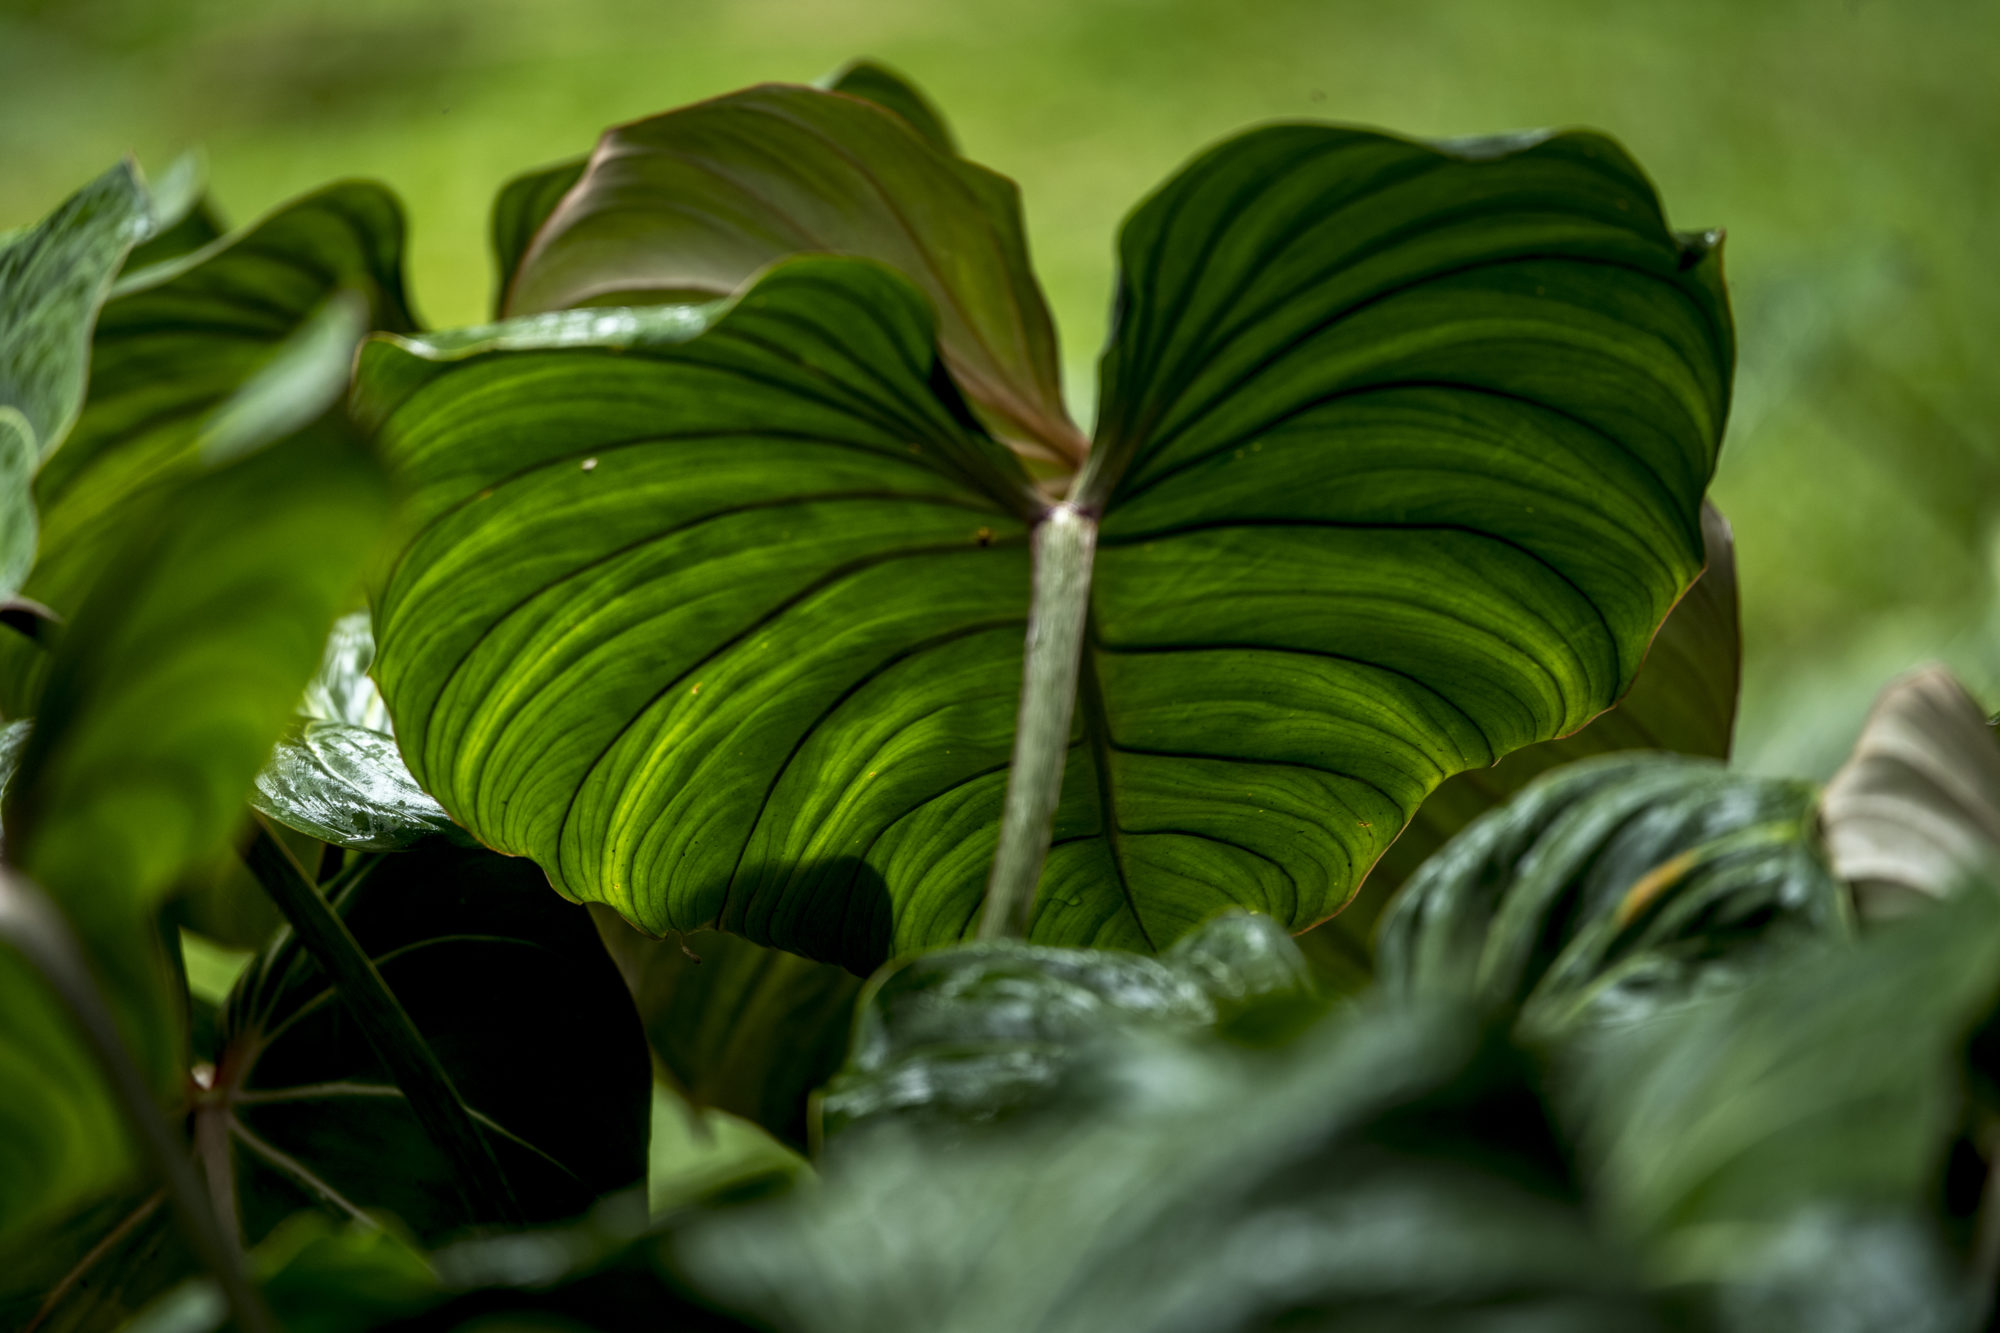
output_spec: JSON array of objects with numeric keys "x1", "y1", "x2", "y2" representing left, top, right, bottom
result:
[
  {"x1": 822, "y1": 59, "x2": 958, "y2": 155},
  {"x1": 501, "y1": 83, "x2": 1083, "y2": 469},
  {"x1": 595, "y1": 910, "x2": 861, "y2": 1153},
  {"x1": 818, "y1": 911, "x2": 1314, "y2": 1136},
  {"x1": 1821, "y1": 666, "x2": 2000, "y2": 920},
  {"x1": 0, "y1": 161, "x2": 150, "y2": 463},
  {"x1": 212, "y1": 843, "x2": 651, "y2": 1242},
  {"x1": 1375, "y1": 753, "x2": 1849, "y2": 1031}
]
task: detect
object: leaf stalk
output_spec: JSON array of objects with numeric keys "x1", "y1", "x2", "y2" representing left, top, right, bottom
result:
[{"x1": 978, "y1": 502, "x2": 1097, "y2": 940}]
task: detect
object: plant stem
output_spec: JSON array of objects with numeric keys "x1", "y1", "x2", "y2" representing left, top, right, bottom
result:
[
  {"x1": 0, "y1": 867, "x2": 271, "y2": 1333},
  {"x1": 978, "y1": 502, "x2": 1097, "y2": 940},
  {"x1": 240, "y1": 824, "x2": 521, "y2": 1224}
]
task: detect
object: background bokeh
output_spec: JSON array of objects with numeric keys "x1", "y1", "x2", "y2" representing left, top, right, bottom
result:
[{"x1": 3, "y1": 0, "x2": 1994, "y2": 778}]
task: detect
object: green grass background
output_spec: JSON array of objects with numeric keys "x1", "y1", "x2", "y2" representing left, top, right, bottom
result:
[{"x1": 3, "y1": 0, "x2": 1994, "y2": 778}]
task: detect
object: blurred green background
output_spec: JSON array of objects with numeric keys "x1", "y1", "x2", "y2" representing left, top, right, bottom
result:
[{"x1": 3, "y1": 0, "x2": 1994, "y2": 778}]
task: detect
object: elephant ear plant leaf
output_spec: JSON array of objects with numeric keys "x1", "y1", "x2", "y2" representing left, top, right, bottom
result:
[{"x1": 363, "y1": 85, "x2": 1733, "y2": 970}]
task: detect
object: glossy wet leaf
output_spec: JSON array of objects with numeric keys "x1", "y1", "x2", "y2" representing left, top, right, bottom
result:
[
  {"x1": 595, "y1": 910, "x2": 861, "y2": 1153},
  {"x1": 211, "y1": 843, "x2": 650, "y2": 1243},
  {"x1": 1, "y1": 180, "x2": 416, "y2": 717},
  {"x1": 1299, "y1": 500, "x2": 1740, "y2": 974},
  {"x1": 252, "y1": 614, "x2": 455, "y2": 850},
  {"x1": 817, "y1": 910, "x2": 1315, "y2": 1137},
  {"x1": 367, "y1": 119, "x2": 1728, "y2": 968},
  {"x1": 502, "y1": 82, "x2": 1083, "y2": 468},
  {"x1": 1376, "y1": 752, "x2": 1849, "y2": 1032},
  {"x1": 677, "y1": 1003, "x2": 1656, "y2": 1333},
  {"x1": 1575, "y1": 884, "x2": 2000, "y2": 1270},
  {"x1": 1821, "y1": 666, "x2": 2000, "y2": 920}
]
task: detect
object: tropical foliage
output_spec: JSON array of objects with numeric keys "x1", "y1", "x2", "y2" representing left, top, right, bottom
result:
[{"x1": 3, "y1": 59, "x2": 1999, "y2": 1333}]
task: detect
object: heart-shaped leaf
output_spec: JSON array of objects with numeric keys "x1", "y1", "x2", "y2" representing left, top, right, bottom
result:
[
  {"x1": 1375, "y1": 752, "x2": 1849, "y2": 1031},
  {"x1": 500, "y1": 83, "x2": 1084, "y2": 470},
  {"x1": 1821, "y1": 666, "x2": 2000, "y2": 920},
  {"x1": 1299, "y1": 499, "x2": 1740, "y2": 975},
  {"x1": 1, "y1": 180, "x2": 416, "y2": 717},
  {"x1": 210, "y1": 843, "x2": 651, "y2": 1243},
  {"x1": 368, "y1": 115, "x2": 1729, "y2": 968}
]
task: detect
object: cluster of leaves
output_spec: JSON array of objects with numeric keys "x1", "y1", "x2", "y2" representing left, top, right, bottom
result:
[{"x1": 4, "y1": 57, "x2": 2000, "y2": 1333}]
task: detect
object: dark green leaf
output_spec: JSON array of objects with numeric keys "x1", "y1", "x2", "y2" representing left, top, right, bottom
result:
[
  {"x1": 212, "y1": 843, "x2": 651, "y2": 1243},
  {"x1": 366, "y1": 124, "x2": 1728, "y2": 968},
  {"x1": 0, "y1": 161, "x2": 150, "y2": 464},
  {"x1": 500, "y1": 83, "x2": 1084, "y2": 470},
  {"x1": 1299, "y1": 499, "x2": 1741, "y2": 975},
  {"x1": 1573, "y1": 884, "x2": 2000, "y2": 1292},
  {"x1": 488, "y1": 157, "x2": 586, "y2": 320},
  {"x1": 361, "y1": 260, "x2": 1035, "y2": 972},
  {"x1": 2, "y1": 181, "x2": 417, "y2": 717},
  {"x1": 817, "y1": 910, "x2": 1315, "y2": 1137},
  {"x1": 1375, "y1": 752, "x2": 1849, "y2": 1032},
  {"x1": 822, "y1": 59, "x2": 958, "y2": 155},
  {"x1": 1821, "y1": 666, "x2": 2000, "y2": 920},
  {"x1": 594, "y1": 910, "x2": 861, "y2": 1154},
  {"x1": 675, "y1": 1003, "x2": 1657, "y2": 1333}
]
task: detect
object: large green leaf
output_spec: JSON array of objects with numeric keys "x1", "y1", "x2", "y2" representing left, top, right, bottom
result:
[
  {"x1": 1375, "y1": 752, "x2": 1849, "y2": 1032},
  {"x1": 205, "y1": 843, "x2": 650, "y2": 1244},
  {"x1": 487, "y1": 157, "x2": 586, "y2": 320},
  {"x1": 1300, "y1": 499, "x2": 1740, "y2": 974},
  {"x1": 1821, "y1": 666, "x2": 2000, "y2": 920},
  {"x1": 594, "y1": 910, "x2": 861, "y2": 1153},
  {"x1": 1, "y1": 180, "x2": 416, "y2": 717},
  {"x1": 366, "y1": 119, "x2": 1728, "y2": 967},
  {"x1": 500, "y1": 82, "x2": 1084, "y2": 470},
  {"x1": 0, "y1": 308, "x2": 391, "y2": 1257}
]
